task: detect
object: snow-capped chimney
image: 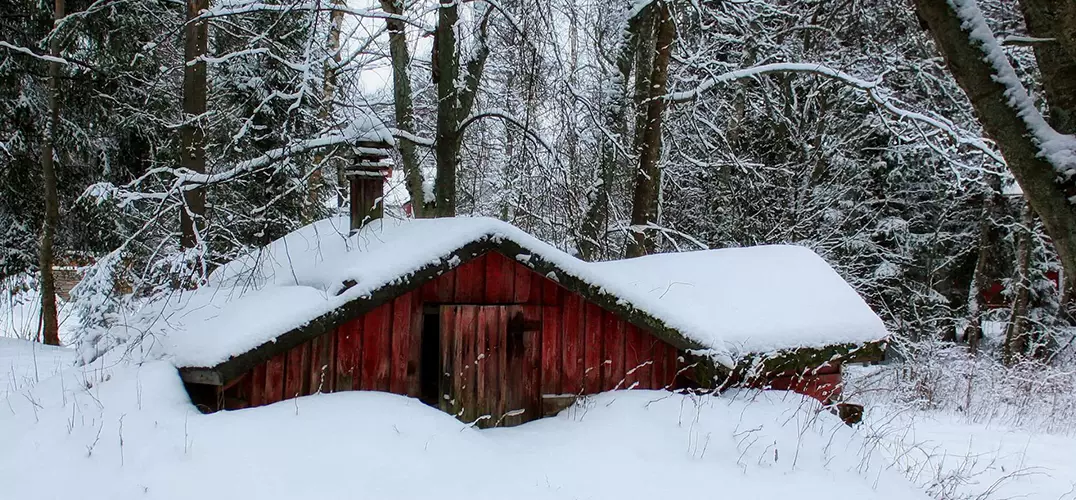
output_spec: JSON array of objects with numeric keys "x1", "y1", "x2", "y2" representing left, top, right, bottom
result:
[{"x1": 346, "y1": 143, "x2": 393, "y2": 231}]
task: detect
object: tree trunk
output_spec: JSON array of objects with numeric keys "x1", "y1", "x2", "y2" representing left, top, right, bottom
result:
[
  {"x1": 307, "y1": 0, "x2": 346, "y2": 219},
  {"x1": 180, "y1": 0, "x2": 209, "y2": 251},
  {"x1": 1005, "y1": 201, "x2": 1034, "y2": 364},
  {"x1": 380, "y1": 0, "x2": 427, "y2": 218},
  {"x1": 433, "y1": 0, "x2": 460, "y2": 217},
  {"x1": 38, "y1": 0, "x2": 65, "y2": 346},
  {"x1": 578, "y1": 8, "x2": 644, "y2": 261},
  {"x1": 626, "y1": 1, "x2": 674, "y2": 258},
  {"x1": 1019, "y1": 0, "x2": 1076, "y2": 134},
  {"x1": 913, "y1": 0, "x2": 1076, "y2": 297},
  {"x1": 963, "y1": 176, "x2": 1002, "y2": 354},
  {"x1": 431, "y1": 2, "x2": 489, "y2": 218},
  {"x1": 629, "y1": 4, "x2": 655, "y2": 157},
  {"x1": 1050, "y1": 0, "x2": 1076, "y2": 64}
]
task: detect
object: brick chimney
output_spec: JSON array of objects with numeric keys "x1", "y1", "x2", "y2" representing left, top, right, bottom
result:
[{"x1": 346, "y1": 142, "x2": 393, "y2": 231}]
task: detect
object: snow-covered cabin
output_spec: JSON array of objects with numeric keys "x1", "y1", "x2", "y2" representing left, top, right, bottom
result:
[{"x1": 174, "y1": 171, "x2": 887, "y2": 427}]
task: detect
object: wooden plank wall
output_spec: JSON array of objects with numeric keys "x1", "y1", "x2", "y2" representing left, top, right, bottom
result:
[{"x1": 221, "y1": 251, "x2": 685, "y2": 415}]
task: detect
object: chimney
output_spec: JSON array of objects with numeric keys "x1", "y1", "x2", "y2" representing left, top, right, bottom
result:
[{"x1": 346, "y1": 141, "x2": 393, "y2": 231}]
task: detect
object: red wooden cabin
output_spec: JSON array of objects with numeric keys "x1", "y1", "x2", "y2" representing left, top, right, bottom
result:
[{"x1": 178, "y1": 157, "x2": 886, "y2": 427}]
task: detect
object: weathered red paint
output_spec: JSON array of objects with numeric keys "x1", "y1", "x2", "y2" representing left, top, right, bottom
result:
[
  {"x1": 763, "y1": 372, "x2": 844, "y2": 403},
  {"x1": 560, "y1": 293, "x2": 584, "y2": 395},
  {"x1": 217, "y1": 249, "x2": 844, "y2": 425}
]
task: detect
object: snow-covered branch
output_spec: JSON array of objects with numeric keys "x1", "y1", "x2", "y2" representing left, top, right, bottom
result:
[
  {"x1": 458, "y1": 109, "x2": 556, "y2": 155},
  {"x1": 198, "y1": 2, "x2": 432, "y2": 31},
  {"x1": 0, "y1": 41, "x2": 69, "y2": 65},
  {"x1": 392, "y1": 128, "x2": 435, "y2": 148},
  {"x1": 948, "y1": 0, "x2": 1076, "y2": 178},
  {"x1": 667, "y1": 62, "x2": 1006, "y2": 165}
]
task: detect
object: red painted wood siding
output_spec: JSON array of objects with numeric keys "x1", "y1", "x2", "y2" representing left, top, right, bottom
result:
[{"x1": 222, "y1": 251, "x2": 695, "y2": 421}]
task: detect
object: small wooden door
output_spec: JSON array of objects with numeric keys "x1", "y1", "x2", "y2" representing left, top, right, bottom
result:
[{"x1": 439, "y1": 305, "x2": 542, "y2": 428}]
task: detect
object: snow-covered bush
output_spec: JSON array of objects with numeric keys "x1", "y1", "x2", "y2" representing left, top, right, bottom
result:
[{"x1": 847, "y1": 338, "x2": 1076, "y2": 435}]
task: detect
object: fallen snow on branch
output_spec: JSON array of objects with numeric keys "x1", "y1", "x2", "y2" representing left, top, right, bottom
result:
[
  {"x1": 949, "y1": 0, "x2": 1076, "y2": 180},
  {"x1": 667, "y1": 62, "x2": 1006, "y2": 165}
]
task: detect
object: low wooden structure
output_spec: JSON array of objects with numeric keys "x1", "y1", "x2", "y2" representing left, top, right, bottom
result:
[
  {"x1": 179, "y1": 154, "x2": 885, "y2": 427},
  {"x1": 193, "y1": 250, "x2": 698, "y2": 427}
]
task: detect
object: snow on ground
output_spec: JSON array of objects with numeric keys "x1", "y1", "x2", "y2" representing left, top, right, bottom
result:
[
  {"x1": 0, "y1": 337, "x2": 75, "y2": 400},
  {"x1": 860, "y1": 408, "x2": 1076, "y2": 500},
  {"x1": 845, "y1": 362, "x2": 1076, "y2": 500},
  {"x1": 0, "y1": 338, "x2": 923, "y2": 500},
  {"x1": 1, "y1": 284, "x2": 80, "y2": 344}
]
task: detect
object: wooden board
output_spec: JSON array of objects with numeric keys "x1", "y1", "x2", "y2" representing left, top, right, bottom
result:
[
  {"x1": 307, "y1": 335, "x2": 323, "y2": 395},
  {"x1": 765, "y1": 373, "x2": 843, "y2": 403},
  {"x1": 475, "y1": 307, "x2": 489, "y2": 421},
  {"x1": 336, "y1": 318, "x2": 361, "y2": 391},
  {"x1": 560, "y1": 293, "x2": 584, "y2": 396},
  {"x1": 493, "y1": 307, "x2": 508, "y2": 425},
  {"x1": 521, "y1": 305, "x2": 542, "y2": 423},
  {"x1": 513, "y1": 260, "x2": 532, "y2": 303},
  {"x1": 478, "y1": 306, "x2": 500, "y2": 425},
  {"x1": 422, "y1": 268, "x2": 457, "y2": 303},
  {"x1": 541, "y1": 306, "x2": 561, "y2": 396},
  {"x1": 250, "y1": 363, "x2": 267, "y2": 407},
  {"x1": 483, "y1": 252, "x2": 515, "y2": 303},
  {"x1": 541, "y1": 278, "x2": 560, "y2": 305},
  {"x1": 439, "y1": 306, "x2": 457, "y2": 417},
  {"x1": 650, "y1": 339, "x2": 666, "y2": 389},
  {"x1": 454, "y1": 255, "x2": 486, "y2": 303},
  {"x1": 601, "y1": 311, "x2": 625, "y2": 391},
  {"x1": 457, "y1": 305, "x2": 477, "y2": 423},
  {"x1": 623, "y1": 325, "x2": 648, "y2": 390},
  {"x1": 582, "y1": 303, "x2": 603, "y2": 394},
  {"x1": 502, "y1": 306, "x2": 524, "y2": 427},
  {"x1": 361, "y1": 303, "x2": 391, "y2": 391},
  {"x1": 408, "y1": 292, "x2": 423, "y2": 397},
  {"x1": 389, "y1": 294, "x2": 413, "y2": 395},
  {"x1": 285, "y1": 342, "x2": 308, "y2": 399},
  {"x1": 265, "y1": 353, "x2": 286, "y2": 404}
]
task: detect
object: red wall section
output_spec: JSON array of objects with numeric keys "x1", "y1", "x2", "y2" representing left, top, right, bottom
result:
[{"x1": 217, "y1": 250, "x2": 832, "y2": 424}]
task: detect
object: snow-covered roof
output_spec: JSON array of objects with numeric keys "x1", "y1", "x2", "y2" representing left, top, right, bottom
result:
[
  {"x1": 345, "y1": 112, "x2": 395, "y2": 146},
  {"x1": 156, "y1": 217, "x2": 886, "y2": 370}
]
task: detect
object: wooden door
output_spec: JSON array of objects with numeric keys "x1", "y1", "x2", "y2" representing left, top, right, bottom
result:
[{"x1": 439, "y1": 305, "x2": 542, "y2": 428}]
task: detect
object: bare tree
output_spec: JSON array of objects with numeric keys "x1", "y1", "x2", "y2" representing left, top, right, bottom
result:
[
  {"x1": 308, "y1": 0, "x2": 347, "y2": 218},
  {"x1": 180, "y1": 0, "x2": 209, "y2": 256},
  {"x1": 1018, "y1": 0, "x2": 1076, "y2": 135},
  {"x1": 913, "y1": 0, "x2": 1076, "y2": 292},
  {"x1": 577, "y1": 4, "x2": 645, "y2": 261},
  {"x1": 626, "y1": 0, "x2": 674, "y2": 258},
  {"x1": 38, "y1": 0, "x2": 65, "y2": 346},
  {"x1": 962, "y1": 176, "x2": 1003, "y2": 354},
  {"x1": 380, "y1": 0, "x2": 427, "y2": 217},
  {"x1": 1005, "y1": 201, "x2": 1034, "y2": 363},
  {"x1": 433, "y1": 0, "x2": 490, "y2": 217}
]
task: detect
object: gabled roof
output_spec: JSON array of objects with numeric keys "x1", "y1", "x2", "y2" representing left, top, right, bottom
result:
[{"x1": 157, "y1": 217, "x2": 886, "y2": 383}]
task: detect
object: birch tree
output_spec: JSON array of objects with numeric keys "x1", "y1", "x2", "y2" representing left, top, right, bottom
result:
[{"x1": 380, "y1": 0, "x2": 427, "y2": 217}]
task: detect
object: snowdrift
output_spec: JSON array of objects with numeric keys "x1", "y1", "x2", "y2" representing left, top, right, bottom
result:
[{"x1": 0, "y1": 340, "x2": 924, "y2": 500}]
